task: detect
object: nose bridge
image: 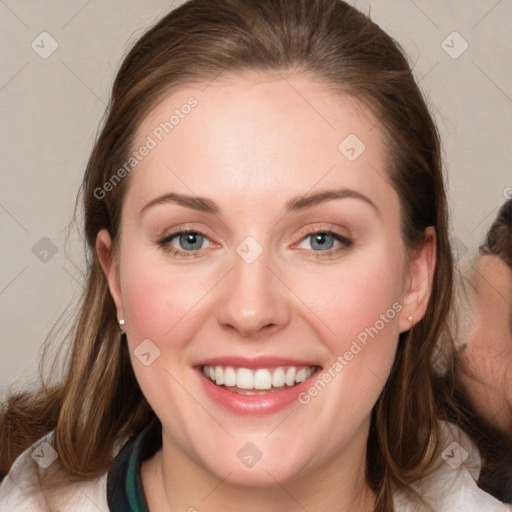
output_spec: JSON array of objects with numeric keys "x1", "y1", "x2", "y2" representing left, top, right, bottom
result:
[{"x1": 215, "y1": 237, "x2": 290, "y2": 337}]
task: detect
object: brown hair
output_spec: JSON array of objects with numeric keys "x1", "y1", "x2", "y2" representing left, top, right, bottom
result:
[{"x1": 0, "y1": 0, "x2": 483, "y2": 509}]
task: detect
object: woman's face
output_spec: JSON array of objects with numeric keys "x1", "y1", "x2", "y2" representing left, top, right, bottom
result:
[{"x1": 97, "y1": 71, "x2": 433, "y2": 486}]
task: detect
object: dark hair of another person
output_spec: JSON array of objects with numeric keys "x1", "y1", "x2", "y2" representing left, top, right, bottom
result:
[{"x1": 480, "y1": 198, "x2": 512, "y2": 268}]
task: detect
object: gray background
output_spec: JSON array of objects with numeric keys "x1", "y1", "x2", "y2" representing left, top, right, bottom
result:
[{"x1": 1, "y1": 0, "x2": 511, "y2": 398}]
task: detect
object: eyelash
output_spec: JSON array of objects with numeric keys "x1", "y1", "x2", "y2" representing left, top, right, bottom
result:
[{"x1": 157, "y1": 228, "x2": 353, "y2": 259}]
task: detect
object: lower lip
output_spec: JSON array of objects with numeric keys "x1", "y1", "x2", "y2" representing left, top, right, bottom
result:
[{"x1": 195, "y1": 367, "x2": 322, "y2": 415}]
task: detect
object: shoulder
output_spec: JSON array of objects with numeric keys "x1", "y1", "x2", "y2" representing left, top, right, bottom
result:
[
  {"x1": 393, "y1": 421, "x2": 512, "y2": 512},
  {"x1": 0, "y1": 429, "x2": 114, "y2": 512}
]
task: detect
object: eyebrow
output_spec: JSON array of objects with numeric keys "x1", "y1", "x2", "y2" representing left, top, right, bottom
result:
[{"x1": 139, "y1": 187, "x2": 379, "y2": 218}]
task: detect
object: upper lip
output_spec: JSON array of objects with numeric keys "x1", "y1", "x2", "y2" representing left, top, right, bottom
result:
[{"x1": 194, "y1": 356, "x2": 322, "y2": 369}]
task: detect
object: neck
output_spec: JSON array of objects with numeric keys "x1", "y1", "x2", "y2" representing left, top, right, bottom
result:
[{"x1": 142, "y1": 424, "x2": 376, "y2": 512}]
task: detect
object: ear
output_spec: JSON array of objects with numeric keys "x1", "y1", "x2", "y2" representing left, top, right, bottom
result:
[
  {"x1": 96, "y1": 228, "x2": 124, "y2": 321},
  {"x1": 398, "y1": 227, "x2": 437, "y2": 333}
]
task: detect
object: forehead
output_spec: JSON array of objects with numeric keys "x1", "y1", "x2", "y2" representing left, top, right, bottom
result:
[{"x1": 126, "y1": 71, "x2": 395, "y2": 217}]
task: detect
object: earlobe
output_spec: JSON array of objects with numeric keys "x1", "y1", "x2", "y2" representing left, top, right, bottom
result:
[
  {"x1": 398, "y1": 227, "x2": 437, "y2": 333},
  {"x1": 96, "y1": 229, "x2": 124, "y2": 320}
]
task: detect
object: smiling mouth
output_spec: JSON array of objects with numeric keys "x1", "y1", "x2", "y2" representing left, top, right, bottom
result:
[{"x1": 200, "y1": 364, "x2": 322, "y2": 395}]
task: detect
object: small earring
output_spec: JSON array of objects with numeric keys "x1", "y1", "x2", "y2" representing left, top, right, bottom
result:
[
  {"x1": 408, "y1": 316, "x2": 414, "y2": 327},
  {"x1": 118, "y1": 319, "x2": 125, "y2": 334}
]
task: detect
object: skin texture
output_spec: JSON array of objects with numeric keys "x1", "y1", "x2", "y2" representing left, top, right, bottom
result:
[
  {"x1": 458, "y1": 254, "x2": 512, "y2": 437},
  {"x1": 96, "y1": 71, "x2": 435, "y2": 512}
]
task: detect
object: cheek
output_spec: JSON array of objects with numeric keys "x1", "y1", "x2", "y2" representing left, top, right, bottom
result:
[
  {"x1": 117, "y1": 255, "x2": 209, "y2": 428},
  {"x1": 293, "y1": 257, "x2": 404, "y2": 429},
  {"x1": 291, "y1": 246, "x2": 405, "y2": 413},
  {"x1": 293, "y1": 248, "x2": 405, "y2": 347},
  {"x1": 119, "y1": 253, "x2": 215, "y2": 341}
]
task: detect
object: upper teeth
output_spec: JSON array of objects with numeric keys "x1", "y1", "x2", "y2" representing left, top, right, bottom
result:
[{"x1": 202, "y1": 365, "x2": 316, "y2": 390}]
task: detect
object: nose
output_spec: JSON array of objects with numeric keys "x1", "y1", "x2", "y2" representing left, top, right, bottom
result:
[{"x1": 215, "y1": 246, "x2": 291, "y2": 339}]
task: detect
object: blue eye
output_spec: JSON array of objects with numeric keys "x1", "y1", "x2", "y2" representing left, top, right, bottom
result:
[
  {"x1": 298, "y1": 230, "x2": 353, "y2": 258},
  {"x1": 174, "y1": 232, "x2": 206, "y2": 251},
  {"x1": 158, "y1": 230, "x2": 210, "y2": 257},
  {"x1": 308, "y1": 232, "x2": 336, "y2": 251}
]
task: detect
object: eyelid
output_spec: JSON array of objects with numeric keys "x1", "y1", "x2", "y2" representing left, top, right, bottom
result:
[
  {"x1": 156, "y1": 223, "x2": 216, "y2": 243},
  {"x1": 293, "y1": 223, "x2": 352, "y2": 245}
]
